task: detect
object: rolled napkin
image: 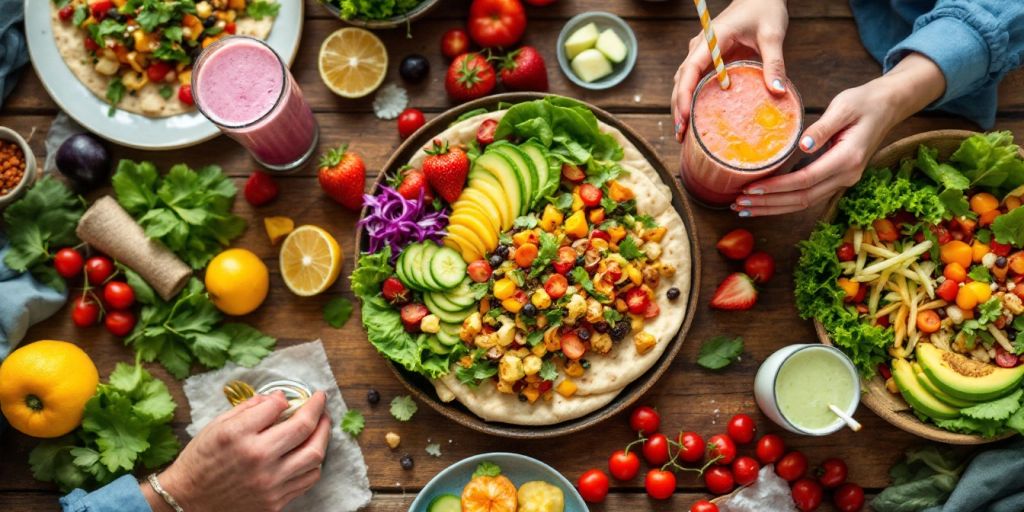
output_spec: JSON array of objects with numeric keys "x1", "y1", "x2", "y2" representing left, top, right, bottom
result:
[
  {"x1": 183, "y1": 340, "x2": 372, "y2": 512},
  {"x1": 0, "y1": 233, "x2": 66, "y2": 357},
  {"x1": 0, "y1": 0, "x2": 29, "y2": 107},
  {"x1": 75, "y1": 196, "x2": 191, "y2": 300}
]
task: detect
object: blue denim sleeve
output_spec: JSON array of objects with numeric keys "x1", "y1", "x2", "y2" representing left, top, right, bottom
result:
[
  {"x1": 60, "y1": 475, "x2": 153, "y2": 512},
  {"x1": 884, "y1": 0, "x2": 1024, "y2": 128}
]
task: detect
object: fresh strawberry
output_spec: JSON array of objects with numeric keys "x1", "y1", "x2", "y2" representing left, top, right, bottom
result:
[
  {"x1": 391, "y1": 167, "x2": 435, "y2": 203},
  {"x1": 498, "y1": 46, "x2": 549, "y2": 92},
  {"x1": 382, "y1": 276, "x2": 410, "y2": 305},
  {"x1": 476, "y1": 118, "x2": 498, "y2": 146},
  {"x1": 743, "y1": 251, "x2": 775, "y2": 283},
  {"x1": 318, "y1": 144, "x2": 366, "y2": 211},
  {"x1": 710, "y1": 273, "x2": 758, "y2": 310},
  {"x1": 244, "y1": 171, "x2": 279, "y2": 206},
  {"x1": 422, "y1": 139, "x2": 470, "y2": 203},
  {"x1": 445, "y1": 53, "x2": 496, "y2": 103},
  {"x1": 178, "y1": 84, "x2": 194, "y2": 106},
  {"x1": 400, "y1": 303, "x2": 430, "y2": 332},
  {"x1": 716, "y1": 229, "x2": 755, "y2": 260}
]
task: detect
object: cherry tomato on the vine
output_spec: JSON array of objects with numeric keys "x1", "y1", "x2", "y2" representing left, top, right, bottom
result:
[
  {"x1": 71, "y1": 295, "x2": 100, "y2": 327},
  {"x1": 54, "y1": 248, "x2": 83, "y2": 279},
  {"x1": 731, "y1": 456, "x2": 760, "y2": 486},
  {"x1": 775, "y1": 451, "x2": 808, "y2": 482},
  {"x1": 629, "y1": 405, "x2": 660, "y2": 435},
  {"x1": 608, "y1": 449, "x2": 640, "y2": 481},
  {"x1": 642, "y1": 433, "x2": 670, "y2": 466},
  {"x1": 707, "y1": 434, "x2": 736, "y2": 465},
  {"x1": 84, "y1": 256, "x2": 114, "y2": 285},
  {"x1": 791, "y1": 478, "x2": 824, "y2": 511},
  {"x1": 577, "y1": 469, "x2": 609, "y2": 503},
  {"x1": 103, "y1": 281, "x2": 135, "y2": 310},
  {"x1": 726, "y1": 414, "x2": 757, "y2": 444},
  {"x1": 677, "y1": 431, "x2": 705, "y2": 463},
  {"x1": 689, "y1": 500, "x2": 719, "y2": 512},
  {"x1": 104, "y1": 309, "x2": 136, "y2": 337},
  {"x1": 644, "y1": 469, "x2": 676, "y2": 500},
  {"x1": 703, "y1": 466, "x2": 735, "y2": 495},
  {"x1": 816, "y1": 458, "x2": 848, "y2": 488},
  {"x1": 755, "y1": 434, "x2": 786, "y2": 464},
  {"x1": 833, "y1": 483, "x2": 865, "y2": 512}
]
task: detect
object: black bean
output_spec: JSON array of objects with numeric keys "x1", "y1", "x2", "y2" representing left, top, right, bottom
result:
[
  {"x1": 667, "y1": 287, "x2": 681, "y2": 300},
  {"x1": 997, "y1": 256, "x2": 1008, "y2": 268},
  {"x1": 366, "y1": 389, "x2": 380, "y2": 404},
  {"x1": 576, "y1": 328, "x2": 591, "y2": 341},
  {"x1": 593, "y1": 322, "x2": 609, "y2": 333},
  {"x1": 203, "y1": 16, "x2": 217, "y2": 28},
  {"x1": 610, "y1": 320, "x2": 630, "y2": 341}
]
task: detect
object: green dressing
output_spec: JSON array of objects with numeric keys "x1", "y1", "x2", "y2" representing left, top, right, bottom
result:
[{"x1": 776, "y1": 348, "x2": 856, "y2": 431}]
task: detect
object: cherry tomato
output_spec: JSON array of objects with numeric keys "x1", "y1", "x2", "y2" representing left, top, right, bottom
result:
[
  {"x1": 642, "y1": 433, "x2": 670, "y2": 466},
  {"x1": 397, "y1": 108, "x2": 426, "y2": 139},
  {"x1": 146, "y1": 61, "x2": 173, "y2": 83},
  {"x1": 84, "y1": 256, "x2": 114, "y2": 285},
  {"x1": 690, "y1": 500, "x2": 719, "y2": 512},
  {"x1": 224, "y1": 22, "x2": 236, "y2": 34},
  {"x1": 561, "y1": 163, "x2": 585, "y2": 183},
  {"x1": 440, "y1": 28, "x2": 470, "y2": 60},
  {"x1": 54, "y1": 247, "x2": 84, "y2": 279},
  {"x1": 625, "y1": 287, "x2": 651, "y2": 315},
  {"x1": 743, "y1": 251, "x2": 776, "y2": 283},
  {"x1": 995, "y1": 346, "x2": 1020, "y2": 368},
  {"x1": 731, "y1": 456, "x2": 761, "y2": 486},
  {"x1": 578, "y1": 183, "x2": 602, "y2": 207},
  {"x1": 467, "y1": 260, "x2": 493, "y2": 283},
  {"x1": 608, "y1": 449, "x2": 640, "y2": 481},
  {"x1": 90, "y1": 0, "x2": 113, "y2": 19},
  {"x1": 560, "y1": 332, "x2": 586, "y2": 360},
  {"x1": 178, "y1": 84, "x2": 195, "y2": 106},
  {"x1": 936, "y1": 279, "x2": 959, "y2": 302},
  {"x1": 726, "y1": 414, "x2": 757, "y2": 444},
  {"x1": 544, "y1": 273, "x2": 568, "y2": 299},
  {"x1": 755, "y1": 434, "x2": 786, "y2": 464},
  {"x1": 644, "y1": 469, "x2": 676, "y2": 500},
  {"x1": 629, "y1": 405, "x2": 660, "y2": 435},
  {"x1": 103, "y1": 281, "x2": 135, "y2": 310},
  {"x1": 677, "y1": 431, "x2": 705, "y2": 463},
  {"x1": 791, "y1": 478, "x2": 824, "y2": 511},
  {"x1": 833, "y1": 483, "x2": 865, "y2": 512},
  {"x1": 71, "y1": 295, "x2": 100, "y2": 327},
  {"x1": 707, "y1": 434, "x2": 736, "y2": 465},
  {"x1": 703, "y1": 466, "x2": 735, "y2": 495},
  {"x1": 105, "y1": 309, "x2": 136, "y2": 337},
  {"x1": 84, "y1": 37, "x2": 100, "y2": 52},
  {"x1": 775, "y1": 451, "x2": 808, "y2": 482},
  {"x1": 816, "y1": 458, "x2": 848, "y2": 488},
  {"x1": 577, "y1": 469, "x2": 609, "y2": 503},
  {"x1": 58, "y1": 4, "x2": 75, "y2": 21},
  {"x1": 476, "y1": 118, "x2": 498, "y2": 146},
  {"x1": 873, "y1": 219, "x2": 899, "y2": 242},
  {"x1": 836, "y1": 242, "x2": 855, "y2": 262},
  {"x1": 552, "y1": 246, "x2": 577, "y2": 275}
]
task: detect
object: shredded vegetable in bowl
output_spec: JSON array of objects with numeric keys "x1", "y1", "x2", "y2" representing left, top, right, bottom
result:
[{"x1": 359, "y1": 186, "x2": 448, "y2": 260}]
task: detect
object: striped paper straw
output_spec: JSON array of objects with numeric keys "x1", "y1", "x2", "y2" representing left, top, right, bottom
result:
[{"x1": 693, "y1": 0, "x2": 730, "y2": 89}]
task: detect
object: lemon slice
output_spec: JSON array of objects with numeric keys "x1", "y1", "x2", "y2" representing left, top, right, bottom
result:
[
  {"x1": 279, "y1": 225, "x2": 343, "y2": 296},
  {"x1": 318, "y1": 27, "x2": 388, "y2": 99}
]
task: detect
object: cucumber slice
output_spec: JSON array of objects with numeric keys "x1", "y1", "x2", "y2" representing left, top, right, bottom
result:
[
  {"x1": 395, "y1": 249, "x2": 410, "y2": 288},
  {"x1": 427, "y1": 494, "x2": 461, "y2": 512},
  {"x1": 425, "y1": 298, "x2": 475, "y2": 324},
  {"x1": 425, "y1": 292, "x2": 465, "y2": 314},
  {"x1": 441, "y1": 279, "x2": 477, "y2": 308},
  {"x1": 430, "y1": 247, "x2": 468, "y2": 290},
  {"x1": 437, "y1": 327, "x2": 461, "y2": 346},
  {"x1": 417, "y1": 244, "x2": 445, "y2": 291},
  {"x1": 426, "y1": 336, "x2": 452, "y2": 355},
  {"x1": 400, "y1": 244, "x2": 425, "y2": 291}
]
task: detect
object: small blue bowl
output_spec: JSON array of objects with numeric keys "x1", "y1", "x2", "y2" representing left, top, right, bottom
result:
[
  {"x1": 409, "y1": 452, "x2": 587, "y2": 511},
  {"x1": 556, "y1": 12, "x2": 638, "y2": 90}
]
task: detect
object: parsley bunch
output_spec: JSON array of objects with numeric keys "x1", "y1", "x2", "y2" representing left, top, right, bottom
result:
[
  {"x1": 126, "y1": 276, "x2": 276, "y2": 378},
  {"x1": 2, "y1": 176, "x2": 85, "y2": 292},
  {"x1": 30, "y1": 363, "x2": 180, "y2": 492},
  {"x1": 111, "y1": 160, "x2": 246, "y2": 269}
]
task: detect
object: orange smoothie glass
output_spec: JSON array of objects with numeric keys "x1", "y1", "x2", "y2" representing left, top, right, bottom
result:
[{"x1": 681, "y1": 61, "x2": 804, "y2": 207}]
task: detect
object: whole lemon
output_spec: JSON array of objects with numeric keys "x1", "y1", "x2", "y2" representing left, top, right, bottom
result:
[
  {"x1": 205, "y1": 248, "x2": 269, "y2": 315},
  {"x1": 0, "y1": 340, "x2": 99, "y2": 438}
]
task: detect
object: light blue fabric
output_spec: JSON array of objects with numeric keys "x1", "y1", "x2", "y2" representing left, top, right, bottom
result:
[
  {"x1": 0, "y1": 233, "x2": 66, "y2": 358},
  {"x1": 849, "y1": 0, "x2": 1024, "y2": 129},
  {"x1": 60, "y1": 475, "x2": 153, "y2": 512},
  {"x1": 0, "y1": 0, "x2": 29, "y2": 107},
  {"x1": 924, "y1": 440, "x2": 1024, "y2": 512}
]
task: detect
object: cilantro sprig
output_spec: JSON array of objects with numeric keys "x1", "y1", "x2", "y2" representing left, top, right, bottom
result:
[{"x1": 2, "y1": 176, "x2": 85, "y2": 292}]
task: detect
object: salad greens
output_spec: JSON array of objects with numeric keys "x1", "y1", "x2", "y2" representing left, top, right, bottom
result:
[
  {"x1": 2, "y1": 176, "x2": 85, "y2": 292},
  {"x1": 331, "y1": 0, "x2": 422, "y2": 20},
  {"x1": 30, "y1": 363, "x2": 179, "y2": 492},
  {"x1": 871, "y1": 446, "x2": 970, "y2": 512}
]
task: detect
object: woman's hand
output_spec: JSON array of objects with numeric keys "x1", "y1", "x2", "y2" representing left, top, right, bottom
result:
[
  {"x1": 733, "y1": 53, "x2": 947, "y2": 216},
  {"x1": 672, "y1": 0, "x2": 790, "y2": 141},
  {"x1": 142, "y1": 391, "x2": 332, "y2": 512}
]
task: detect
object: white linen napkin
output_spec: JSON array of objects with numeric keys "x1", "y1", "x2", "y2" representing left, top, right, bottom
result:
[{"x1": 183, "y1": 340, "x2": 372, "y2": 511}]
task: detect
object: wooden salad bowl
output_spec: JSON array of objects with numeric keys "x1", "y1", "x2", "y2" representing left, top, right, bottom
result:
[
  {"x1": 816, "y1": 129, "x2": 1024, "y2": 445},
  {"x1": 354, "y1": 93, "x2": 702, "y2": 438}
]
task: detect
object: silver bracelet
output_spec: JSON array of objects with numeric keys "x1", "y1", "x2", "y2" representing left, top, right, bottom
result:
[{"x1": 147, "y1": 473, "x2": 185, "y2": 512}]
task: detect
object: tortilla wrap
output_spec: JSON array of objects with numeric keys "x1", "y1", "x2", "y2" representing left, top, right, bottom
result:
[
  {"x1": 413, "y1": 109, "x2": 692, "y2": 426},
  {"x1": 50, "y1": 2, "x2": 276, "y2": 117}
]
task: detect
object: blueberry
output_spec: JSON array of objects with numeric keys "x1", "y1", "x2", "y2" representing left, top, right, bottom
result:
[
  {"x1": 400, "y1": 455, "x2": 414, "y2": 470},
  {"x1": 496, "y1": 245, "x2": 510, "y2": 258},
  {"x1": 667, "y1": 287, "x2": 681, "y2": 300},
  {"x1": 203, "y1": 16, "x2": 217, "y2": 28},
  {"x1": 522, "y1": 303, "x2": 537, "y2": 316},
  {"x1": 399, "y1": 54, "x2": 430, "y2": 83},
  {"x1": 997, "y1": 256, "x2": 1008, "y2": 268},
  {"x1": 489, "y1": 255, "x2": 504, "y2": 268},
  {"x1": 576, "y1": 328, "x2": 591, "y2": 341},
  {"x1": 366, "y1": 389, "x2": 380, "y2": 404},
  {"x1": 610, "y1": 320, "x2": 630, "y2": 341}
]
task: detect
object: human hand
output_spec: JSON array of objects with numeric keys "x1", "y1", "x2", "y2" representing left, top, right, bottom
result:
[
  {"x1": 144, "y1": 391, "x2": 332, "y2": 512},
  {"x1": 671, "y1": 0, "x2": 790, "y2": 141},
  {"x1": 733, "y1": 53, "x2": 947, "y2": 216}
]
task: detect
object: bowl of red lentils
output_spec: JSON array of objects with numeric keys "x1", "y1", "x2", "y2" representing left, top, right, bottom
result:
[{"x1": 0, "y1": 127, "x2": 36, "y2": 209}]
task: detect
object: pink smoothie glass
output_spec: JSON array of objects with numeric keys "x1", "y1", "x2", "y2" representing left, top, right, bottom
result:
[
  {"x1": 192, "y1": 36, "x2": 318, "y2": 172},
  {"x1": 680, "y1": 60, "x2": 804, "y2": 207}
]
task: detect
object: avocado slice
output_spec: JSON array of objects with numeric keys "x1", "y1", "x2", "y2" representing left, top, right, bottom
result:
[
  {"x1": 916, "y1": 343, "x2": 1024, "y2": 401},
  {"x1": 490, "y1": 142, "x2": 538, "y2": 214},
  {"x1": 914, "y1": 367, "x2": 978, "y2": 408},
  {"x1": 521, "y1": 141, "x2": 557, "y2": 204},
  {"x1": 892, "y1": 358, "x2": 961, "y2": 420}
]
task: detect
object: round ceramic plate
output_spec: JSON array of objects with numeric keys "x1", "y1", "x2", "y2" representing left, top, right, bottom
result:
[
  {"x1": 23, "y1": 1, "x2": 304, "y2": 150},
  {"x1": 409, "y1": 452, "x2": 587, "y2": 512}
]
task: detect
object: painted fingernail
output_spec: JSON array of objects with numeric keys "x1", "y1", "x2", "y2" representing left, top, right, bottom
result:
[
  {"x1": 746, "y1": 188, "x2": 764, "y2": 195},
  {"x1": 738, "y1": 210, "x2": 752, "y2": 218},
  {"x1": 771, "y1": 79, "x2": 785, "y2": 92},
  {"x1": 801, "y1": 135, "x2": 815, "y2": 151},
  {"x1": 737, "y1": 198, "x2": 752, "y2": 206},
  {"x1": 674, "y1": 122, "x2": 682, "y2": 134}
]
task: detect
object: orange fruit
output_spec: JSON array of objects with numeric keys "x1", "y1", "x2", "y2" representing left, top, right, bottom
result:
[
  {"x1": 205, "y1": 248, "x2": 270, "y2": 315},
  {"x1": 0, "y1": 340, "x2": 99, "y2": 438},
  {"x1": 461, "y1": 475, "x2": 517, "y2": 512}
]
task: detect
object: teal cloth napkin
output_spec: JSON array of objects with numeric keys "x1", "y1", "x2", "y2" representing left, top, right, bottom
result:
[
  {"x1": 0, "y1": 233, "x2": 66, "y2": 358},
  {"x1": 0, "y1": 0, "x2": 28, "y2": 107},
  {"x1": 925, "y1": 439, "x2": 1024, "y2": 512}
]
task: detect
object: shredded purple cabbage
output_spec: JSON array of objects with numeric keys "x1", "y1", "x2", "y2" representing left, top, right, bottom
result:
[{"x1": 359, "y1": 186, "x2": 448, "y2": 261}]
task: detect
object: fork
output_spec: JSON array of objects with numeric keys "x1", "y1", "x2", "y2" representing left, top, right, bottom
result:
[{"x1": 223, "y1": 380, "x2": 256, "y2": 406}]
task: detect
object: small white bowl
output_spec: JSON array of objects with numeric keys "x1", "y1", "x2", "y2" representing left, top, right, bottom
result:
[
  {"x1": 0, "y1": 127, "x2": 38, "y2": 209},
  {"x1": 754, "y1": 344, "x2": 861, "y2": 436},
  {"x1": 556, "y1": 12, "x2": 638, "y2": 90}
]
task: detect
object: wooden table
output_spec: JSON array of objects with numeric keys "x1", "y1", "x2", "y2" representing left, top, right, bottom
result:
[{"x1": 2, "y1": 1, "x2": 1023, "y2": 510}]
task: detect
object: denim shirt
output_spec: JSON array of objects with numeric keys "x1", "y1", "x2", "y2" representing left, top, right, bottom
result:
[
  {"x1": 849, "y1": 0, "x2": 1024, "y2": 129},
  {"x1": 60, "y1": 475, "x2": 152, "y2": 512}
]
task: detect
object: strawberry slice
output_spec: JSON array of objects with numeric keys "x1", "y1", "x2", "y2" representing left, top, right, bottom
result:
[
  {"x1": 716, "y1": 229, "x2": 755, "y2": 260},
  {"x1": 710, "y1": 273, "x2": 758, "y2": 310}
]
